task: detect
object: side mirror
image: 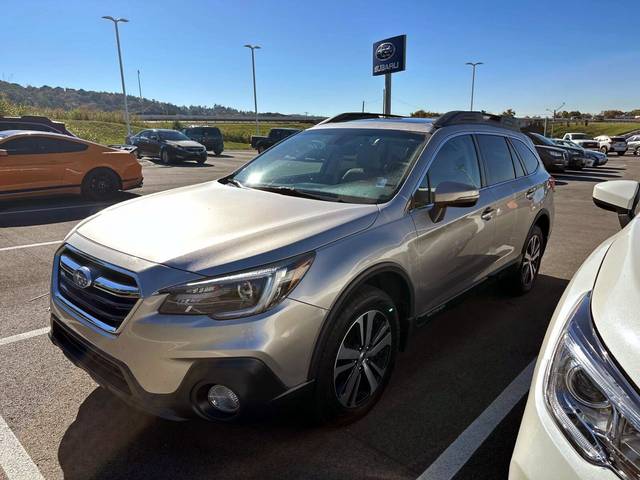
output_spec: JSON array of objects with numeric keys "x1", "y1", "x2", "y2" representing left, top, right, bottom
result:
[
  {"x1": 0, "y1": 149, "x2": 7, "y2": 157},
  {"x1": 593, "y1": 180, "x2": 639, "y2": 228},
  {"x1": 429, "y1": 181, "x2": 480, "y2": 222}
]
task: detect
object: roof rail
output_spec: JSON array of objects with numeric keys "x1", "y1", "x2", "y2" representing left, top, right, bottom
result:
[
  {"x1": 433, "y1": 111, "x2": 520, "y2": 131},
  {"x1": 318, "y1": 112, "x2": 405, "y2": 125}
]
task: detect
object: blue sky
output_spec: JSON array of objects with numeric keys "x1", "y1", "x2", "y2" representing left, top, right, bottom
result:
[{"x1": 2, "y1": 0, "x2": 638, "y2": 116}]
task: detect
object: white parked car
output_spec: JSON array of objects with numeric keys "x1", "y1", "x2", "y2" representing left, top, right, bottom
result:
[
  {"x1": 562, "y1": 133, "x2": 600, "y2": 151},
  {"x1": 594, "y1": 135, "x2": 628, "y2": 156},
  {"x1": 510, "y1": 179, "x2": 640, "y2": 480}
]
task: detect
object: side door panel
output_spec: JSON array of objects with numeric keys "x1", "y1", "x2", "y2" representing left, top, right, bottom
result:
[
  {"x1": 0, "y1": 137, "x2": 63, "y2": 192},
  {"x1": 410, "y1": 133, "x2": 495, "y2": 315}
]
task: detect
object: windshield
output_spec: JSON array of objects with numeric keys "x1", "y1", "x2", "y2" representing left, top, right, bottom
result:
[
  {"x1": 571, "y1": 133, "x2": 589, "y2": 140},
  {"x1": 159, "y1": 130, "x2": 190, "y2": 141},
  {"x1": 230, "y1": 128, "x2": 427, "y2": 204},
  {"x1": 531, "y1": 133, "x2": 557, "y2": 146}
]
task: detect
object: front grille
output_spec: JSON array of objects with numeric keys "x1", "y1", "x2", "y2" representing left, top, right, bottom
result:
[
  {"x1": 51, "y1": 318, "x2": 131, "y2": 395},
  {"x1": 56, "y1": 247, "x2": 140, "y2": 332},
  {"x1": 184, "y1": 147, "x2": 205, "y2": 153}
]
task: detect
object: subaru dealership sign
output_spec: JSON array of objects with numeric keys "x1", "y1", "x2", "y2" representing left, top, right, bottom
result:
[{"x1": 372, "y1": 35, "x2": 406, "y2": 76}]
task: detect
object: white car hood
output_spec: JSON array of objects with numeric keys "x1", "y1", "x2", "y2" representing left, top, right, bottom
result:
[
  {"x1": 592, "y1": 218, "x2": 640, "y2": 388},
  {"x1": 75, "y1": 181, "x2": 379, "y2": 275}
]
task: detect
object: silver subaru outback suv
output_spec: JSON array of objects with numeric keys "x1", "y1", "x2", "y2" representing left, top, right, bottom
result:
[{"x1": 50, "y1": 111, "x2": 554, "y2": 423}]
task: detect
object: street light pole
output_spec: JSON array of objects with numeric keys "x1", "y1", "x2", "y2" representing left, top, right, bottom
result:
[
  {"x1": 102, "y1": 16, "x2": 131, "y2": 136},
  {"x1": 546, "y1": 102, "x2": 565, "y2": 137},
  {"x1": 465, "y1": 62, "x2": 483, "y2": 111},
  {"x1": 244, "y1": 44, "x2": 261, "y2": 135},
  {"x1": 137, "y1": 69, "x2": 142, "y2": 101}
]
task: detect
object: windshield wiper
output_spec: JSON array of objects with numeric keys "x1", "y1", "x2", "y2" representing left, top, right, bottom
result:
[
  {"x1": 251, "y1": 185, "x2": 344, "y2": 202},
  {"x1": 222, "y1": 178, "x2": 245, "y2": 188}
]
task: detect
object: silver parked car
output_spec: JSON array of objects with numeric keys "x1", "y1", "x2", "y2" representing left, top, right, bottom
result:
[{"x1": 50, "y1": 111, "x2": 555, "y2": 423}]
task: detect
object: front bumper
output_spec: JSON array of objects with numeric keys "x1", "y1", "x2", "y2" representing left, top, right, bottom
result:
[
  {"x1": 50, "y1": 316, "x2": 305, "y2": 420},
  {"x1": 49, "y1": 239, "x2": 327, "y2": 420},
  {"x1": 172, "y1": 149, "x2": 207, "y2": 161}
]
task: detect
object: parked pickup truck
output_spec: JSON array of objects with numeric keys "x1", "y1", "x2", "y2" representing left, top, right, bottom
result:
[
  {"x1": 561, "y1": 132, "x2": 599, "y2": 150},
  {"x1": 250, "y1": 128, "x2": 301, "y2": 152}
]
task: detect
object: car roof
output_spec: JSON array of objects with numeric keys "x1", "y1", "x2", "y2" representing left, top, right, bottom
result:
[
  {"x1": 0, "y1": 129, "x2": 82, "y2": 140},
  {"x1": 311, "y1": 117, "x2": 435, "y2": 134}
]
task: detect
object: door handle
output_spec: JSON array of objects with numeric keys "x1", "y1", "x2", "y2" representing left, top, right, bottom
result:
[
  {"x1": 481, "y1": 207, "x2": 495, "y2": 221},
  {"x1": 526, "y1": 188, "x2": 536, "y2": 200}
]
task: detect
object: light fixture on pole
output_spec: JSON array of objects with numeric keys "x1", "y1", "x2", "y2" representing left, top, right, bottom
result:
[
  {"x1": 546, "y1": 102, "x2": 565, "y2": 137},
  {"x1": 244, "y1": 44, "x2": 261, "y2": 135},
  {"x1": 465, "y1": 62, "x2": 483, "y2": 111},
  {"x1": 102, "y1": 16, "x2": 131, "y2": 136}
]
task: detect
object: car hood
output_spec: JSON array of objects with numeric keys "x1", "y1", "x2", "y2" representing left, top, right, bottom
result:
[
  {"x1": 165, "y1": 140, "x2": 203, "y2": 148},
  {"x1": 592, "y1": 218, "x2": 640, "y2": 388},
  {"x1": 75, "y1": 181, "x2": 379, "y2": 276}
]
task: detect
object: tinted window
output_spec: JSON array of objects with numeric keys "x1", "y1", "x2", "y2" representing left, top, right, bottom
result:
[
  {"x1": 159, "y1": 131, "x2": 189, "y2": 141},
  {"x1": 202, "y1": 127, "x2": 221, "y2": 136},
  {"x1": 137, "y1": 130, "x2": 150, "y2": 138},
  {"x1": 421, "y1": 135, "x2": 481, "y2": 202},
  {"x1": 36, "y1": 137, "x2": 88, "y2": 153},
  {"x1": 477, "y1": 135, "x2": 516, "y2": 185},
  {"x1": 2, "y1": 137, "x2": 40, "y2": 154},
  {"x1": 512, "y1": 139, "x2": 540, "y2": 174},
  {"x1": 2, "y1": 136, "x2": 87, "y2": 154}
]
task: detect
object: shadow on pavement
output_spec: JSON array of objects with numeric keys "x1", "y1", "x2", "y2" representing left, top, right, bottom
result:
[
  {"x1": 57, "y1": 274, "x2": 568, "y2": 480},
  {"x1": 0, "y1": 192, "x2": 139, "y2": 228}
]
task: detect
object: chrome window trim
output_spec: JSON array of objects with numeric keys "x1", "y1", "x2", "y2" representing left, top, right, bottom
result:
[{"x1": 53, "y1": 244, "x2": 142, "y2": 334}]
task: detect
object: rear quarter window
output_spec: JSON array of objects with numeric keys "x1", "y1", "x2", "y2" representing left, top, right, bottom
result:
[
  {"x1": 476, "y1": 135, "x2": 516, "y2": 185},
  {"x1": 512, "y1": 139, "x2": 540, "y2": 174}
]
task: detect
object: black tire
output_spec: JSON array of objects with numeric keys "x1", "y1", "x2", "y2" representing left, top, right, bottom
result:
[
  {"x1": 600, "y1": 146, "x2": 608, "y2": 155},
  {"x1": 135, "y1": 149, "x2": 143, "y2": 160},
  {"x1": 257, "y1": 145, "x2": 265, "y2": 154},
  {"x1": 311, "y1": 285, "x2": 399, "y2": 424},
  {"x1": 634, "y1": 148, "x2": 639, "y2": 156},
  {"x1": 82, "y1": 168, "x2": 120, "y2": 200},
  {"x1": 503, "y1": 224, "x2": 544, "y2": 295},
  {"x1": 617, "y1": 152, "x2": 625, "y2": 156},
  {"x1": 214, "y1": 149, "x2": 223, "y2": 157},
  {"x1": 160, "y1": 148, "x2": 173, "y2": 165},
  {"x1": 197, "y1": 156, "x2": 207, "y2": 164}
]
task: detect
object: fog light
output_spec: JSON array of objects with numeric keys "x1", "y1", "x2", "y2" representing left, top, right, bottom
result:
[{"x1": 207, "y1": 385, "x2": 240, "y2": 413}]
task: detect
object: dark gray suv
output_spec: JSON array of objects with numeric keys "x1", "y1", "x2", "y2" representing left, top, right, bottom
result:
[{"x1": 50, "y1": 111, "x2": 554, "y2": 423}]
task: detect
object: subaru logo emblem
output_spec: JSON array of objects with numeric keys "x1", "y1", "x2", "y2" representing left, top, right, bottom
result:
[
  {"x1": 375, "y1": 42, "x2": 395, "y2": 61},
  {"x1": 72, "y1": 266, "x2": 93, "y2": 289}
]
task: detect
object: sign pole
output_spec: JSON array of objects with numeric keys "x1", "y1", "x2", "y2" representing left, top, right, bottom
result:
[{"x1": 384, "y1": 73, "x2": 392, "y2": 115}]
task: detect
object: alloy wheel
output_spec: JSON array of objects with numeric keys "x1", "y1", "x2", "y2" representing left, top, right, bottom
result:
[
  {"x1": 521, "y1": 234, "x2": 542, "y2": 287},
  {"x1": 334, "y1": 310, "x2": 392, "y2": 408}
]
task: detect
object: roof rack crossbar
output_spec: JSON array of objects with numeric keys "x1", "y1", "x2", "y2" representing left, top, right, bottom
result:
[
  {"x1": 318, "y1": 112, "x2": 405, "y2": 125},
  {"x1": 433, "y1": 111, "x2": 520, "y2": 132}
]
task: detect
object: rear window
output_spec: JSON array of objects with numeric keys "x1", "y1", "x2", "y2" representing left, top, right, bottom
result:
[
  {"x1": 611, "y1": 137, "x2": 626, "y2": 142},
  {"x1": 202, "y1": 127, "x2": 221, "y2": 136}
]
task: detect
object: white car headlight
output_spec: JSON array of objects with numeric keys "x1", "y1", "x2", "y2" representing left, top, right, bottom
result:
[
  {"x1": 158, "y1": 253, "x2": 314, "y2": 320},
  {"x1": 549, "y1": 150, "x2": 564, "y2": 158},
  {"x1": 545, "y1": 293, "x2": 640, "y2": 479}
]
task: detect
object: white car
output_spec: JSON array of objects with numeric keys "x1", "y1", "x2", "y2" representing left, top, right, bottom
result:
[
  {"x1": 562, "y1": 133, "x2": 600, "y2": 151},
  {"x1": 595, "y1": 135, "x2": 628, "y2": 156},
  {"x1": 510, "y1": 179, "x2": 640, "y2": 480}
]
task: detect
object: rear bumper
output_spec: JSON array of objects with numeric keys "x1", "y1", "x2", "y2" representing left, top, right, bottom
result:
[
  {"x1": 50, "y1": 315, "x2": 310, "y2": 420},
  {"x1": 122, "y1": 177, "x2": 143, "y2": 190}
]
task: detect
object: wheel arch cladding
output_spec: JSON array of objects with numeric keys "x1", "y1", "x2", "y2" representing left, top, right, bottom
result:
[
  {"x1": 308, "y1": 263, "x2": 414, "y2": 380},
  {"x1": 533, "y1": 210, "x2": 551, "y2": 247}
]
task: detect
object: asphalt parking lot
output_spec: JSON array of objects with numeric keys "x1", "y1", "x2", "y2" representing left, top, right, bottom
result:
[{"x1": 0, "y1": 151, "x2": 635, "y2": 480}]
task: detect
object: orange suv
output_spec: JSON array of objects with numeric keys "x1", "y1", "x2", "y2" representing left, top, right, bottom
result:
[{"x1": 0, "y1": 130, "x2": 143, "y2": 200}]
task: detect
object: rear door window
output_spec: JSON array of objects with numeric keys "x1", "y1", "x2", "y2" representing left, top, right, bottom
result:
[{"x1": 476, "y1": 135, "x2": 516, "y2": 185}]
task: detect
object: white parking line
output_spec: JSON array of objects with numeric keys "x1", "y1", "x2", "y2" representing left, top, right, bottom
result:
[
  {"x1": 0, "y1": 414, "x2": 45, "y2": 480},
  {"x1": 417, "y1": 359, "x2": 536, "y2": 480},
  {"x1": 0, "y1": 328, "x2": 50, "y2": 347},
  {"x1": 0, "y1": 241, "x2": 61, "y2": 252},
  {"x1": 0, "y1": 203, "x2": 106, "y2": 216}
]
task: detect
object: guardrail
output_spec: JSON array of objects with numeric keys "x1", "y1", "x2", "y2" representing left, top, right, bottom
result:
[{"x1": 136, "y1": 114, "x2": 324, "y2": 124}]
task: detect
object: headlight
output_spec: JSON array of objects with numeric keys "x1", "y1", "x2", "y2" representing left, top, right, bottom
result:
[
  {"x1": 545, "y1": 293, "x2": 640, "y2": 479},
  {"x1": 549, "y1": 150, "x2": 564, "y2": 158},
  {"x1": 158, "y1": 253, "x2": 314, "y2": 319}
]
